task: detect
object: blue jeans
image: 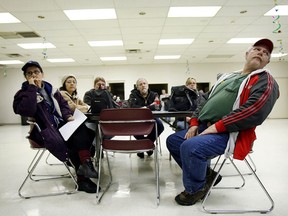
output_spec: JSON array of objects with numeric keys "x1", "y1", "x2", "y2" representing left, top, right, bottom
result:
[{"x1": 166, "y1": 123, "x2": 229, "y2": 194}]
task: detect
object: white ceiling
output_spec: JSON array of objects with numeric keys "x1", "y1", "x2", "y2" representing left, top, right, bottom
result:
[{"x1": 0, "y1": 0, "x2": 287, "y2": 68}]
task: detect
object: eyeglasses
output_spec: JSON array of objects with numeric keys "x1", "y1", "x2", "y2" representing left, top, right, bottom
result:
[{"x1": 25, "y1": 70, "x2": 41, "y2": 77}]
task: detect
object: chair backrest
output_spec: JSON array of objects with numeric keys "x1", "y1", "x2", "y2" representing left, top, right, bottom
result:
[{"x1": 99, "y1": 108, "x2": 155, "y2": 136}]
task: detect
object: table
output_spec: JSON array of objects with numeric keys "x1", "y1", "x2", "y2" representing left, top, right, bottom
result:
[
  {"x1": 152, "y1": 110, "x2": 192, "y2": 118},
  {"x1": 153, "y1": 111, "x2": 192, "y2": 159},
  {"x1": 152, "y1": 110, "x2": 192, "y2": 129},
  {"x1": 85, "y1": 110, "x2": 192, "y2": 120},
  {"x1": 85, "y1": 110, "x2": 192, "y2": 162}
]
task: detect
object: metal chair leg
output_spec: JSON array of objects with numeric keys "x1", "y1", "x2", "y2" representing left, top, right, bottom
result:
[
  {"x1": 45, "y1": 152, "x2": 63, "y2": 166},
  {"x1": 211, "y1": 156, "x2": 245, "y2": 189},
  {"x1": 202, "y1": 156, "x2": 274, "y2": 214},
  {"x1": 96, "y1": 147, "x2": 160, "y2": 205},
  {"x1": 212, "y1": 152, "x2": 257, "y2": 177},
  {"x1": 154, "y1": 144, "x2": 160, "y2": 205},
  {"x1": 18, "y1": 148, "x2": 78, "y2": 199},
  {"x1": 96, "y1": 148, "x2": 112, "y2": 204},
  {"x1": 28, "y1": 149, "x2": 72, "y2": 181}
]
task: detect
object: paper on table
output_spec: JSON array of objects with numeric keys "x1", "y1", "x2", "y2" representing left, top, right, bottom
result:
[{"x1": 59, "y1": 108, "x2": 87, "y2": 141}]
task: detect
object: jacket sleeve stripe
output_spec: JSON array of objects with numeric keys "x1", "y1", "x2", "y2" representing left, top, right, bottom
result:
[{"x1": 223, "y1": 73, "x2": 274, "y2": 125}]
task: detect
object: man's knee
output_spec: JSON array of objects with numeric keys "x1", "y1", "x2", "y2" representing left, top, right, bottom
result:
[{"x1": 166, "y1": 133, "x2": 176, "y2": 150}]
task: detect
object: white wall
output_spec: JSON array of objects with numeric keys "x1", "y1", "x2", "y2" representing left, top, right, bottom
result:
[{"x1": 1, "y1": 61, "x2": 287, "y2": 124}]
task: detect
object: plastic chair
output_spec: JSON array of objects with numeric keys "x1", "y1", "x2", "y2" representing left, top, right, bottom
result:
[
  {"x1": 96, "y1": 108, "x2": 160, "y2": 205},
  {"x1": 18, "y1": 120, "x2": 78, "y2": 199},
  {"x1": 201, "y1": 152, "x2": 274, "y2": 214}
]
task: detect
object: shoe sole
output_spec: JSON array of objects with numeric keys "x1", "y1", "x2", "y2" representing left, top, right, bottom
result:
[
  {"x1": 175, "y1": 192, "x2": 207, "y2": 206},
  {"x1": 175, "y1": 195, "x2": 205, "y2": 206}
]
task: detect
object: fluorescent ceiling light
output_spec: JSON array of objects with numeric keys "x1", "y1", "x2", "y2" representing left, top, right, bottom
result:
[
  {"x1": 100, "y1": 57, "x2": 127, "y2": 61},
  {"x1": 168, "y1": 6, "x2": 221, "y2": 17},
  {"x1": 227, "y1": 38, "x2": 262, "y2": 44},
  {"x1": 46, "y1": 58, "x2": 75, "y2": 63},
  {"x1": 264, "y1": 5, "x2": 288, "y2": 16},
  {"x1": 159, "y1": 39, "x2": 194, "y2": 45},
  {"x1": 18, "y1": 43, "x2": 56, "y2": 49},
  {"x1": 88, "y1": 40, "x2": 123, "y2": 47},
  {"x1": 0, "y1": 13, "x2": 21, "y2": 23},
  {"x1": 0, "y1": 60, "x2": 23, "y2": 64},
  {"x1": 154, "y1": 55, "x2": 181, "y2": 60},
  {"x1": 64, "y1": 9, "x2": 117, "y2": 20},
  {"x1": 271, "y1": 53, "x2": 287, "y2": 58}
]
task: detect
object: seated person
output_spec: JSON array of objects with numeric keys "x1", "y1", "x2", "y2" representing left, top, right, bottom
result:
[
  {"x1": 83, "y1": 76, "x2": 106, "y2": 105},
  {"x1": 173, "y1": 77, "x2": 199, "y2": 130},
  {"x1": 166, "y1": 38, "x2": 279, "y2": 206},
  {"x1": 159, "y1": 89, "x2": 170, "y2": 111},
  {"x1": 60, "y1": 74, "x2": 90, "y2": 113},
  {"x1": 159, "y1": 89, "x2": 171, "y2": 122},
  {"x1": 83, "y1": 76, "x2": 118, "y2": 107},
  {"x1": 13, "y1": 61, "x2": 99, "y2": 194},
  {"x1": 128, "y1": 78, "x2": 164, "y2": 158}
]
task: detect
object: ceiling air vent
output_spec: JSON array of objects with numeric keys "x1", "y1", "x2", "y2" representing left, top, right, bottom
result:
[
  {"x1": 17, "y1": 31, "x2": 40, "y2": 38},
  {"x1": 0, "y1": 31, "x2": 40, "y2": 39},
  {"x1": 126, "y1": 49, "x2": 141, "y2": 54},
  {"x1": 6, "y1": 53, "x2": 23, "y2": 58}
]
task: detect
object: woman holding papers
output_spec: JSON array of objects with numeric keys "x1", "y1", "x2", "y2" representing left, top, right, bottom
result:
[{"x1": 13, "y1": 61, "x2": 99, "y2": 194}]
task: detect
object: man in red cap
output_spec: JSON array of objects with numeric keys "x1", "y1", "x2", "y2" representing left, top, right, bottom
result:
[{"x1": 166, "y1": 38, "x2": 280, "y2": 206}]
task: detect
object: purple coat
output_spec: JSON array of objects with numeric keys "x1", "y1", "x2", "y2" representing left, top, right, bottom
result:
[{"x1": 13, "y1": 81, "x2": 73, "y2": 161}]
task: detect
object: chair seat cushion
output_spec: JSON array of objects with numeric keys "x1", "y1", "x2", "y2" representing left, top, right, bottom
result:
[
  {"x1": 102, "y1": 139, "x2": 154, "y2": 151},
  {"x1": 28, "y1": 138, "x2": 45, "y2": 149}
]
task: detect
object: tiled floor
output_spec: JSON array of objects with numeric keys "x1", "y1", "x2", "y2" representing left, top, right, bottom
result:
[{"x1": 0, "y1": 119, "x2": 287, "y2": 216}]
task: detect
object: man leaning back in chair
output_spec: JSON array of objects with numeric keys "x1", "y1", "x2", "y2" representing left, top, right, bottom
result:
[{"x1": 166, "y1": 38, "x2": 279, "y2": 206}]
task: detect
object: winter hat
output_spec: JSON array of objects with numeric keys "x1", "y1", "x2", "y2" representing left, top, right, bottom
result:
[{"x1": 61, "y1": 74, "x2": 77, "y2": 86}]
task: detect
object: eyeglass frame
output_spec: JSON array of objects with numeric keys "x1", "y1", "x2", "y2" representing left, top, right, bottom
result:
[{"x1": 25, "y1": 69, "x2": 42, "y2": 77}]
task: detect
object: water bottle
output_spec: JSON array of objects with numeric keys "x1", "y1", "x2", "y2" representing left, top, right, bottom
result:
[{"x1": 154, "y1": 97, "x2": 160, "y2": 110}]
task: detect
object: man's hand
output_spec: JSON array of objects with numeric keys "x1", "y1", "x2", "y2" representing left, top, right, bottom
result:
[
  {"x1": 184, "y1": 126, "x2": 198, "y2": 139},
  {"x1": 27, "y1": 76, "x2": 41, "y2": 88},
  {"x1": 199, "y1": 124, "x2": 218, "y2": 135}
]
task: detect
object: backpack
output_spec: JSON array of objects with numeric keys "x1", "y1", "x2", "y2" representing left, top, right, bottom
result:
[
  {"x1": 168, "y1": 85, "x2": 199, "y2": 111},
  {"x1": 90, "y1": 89, "x2": 118, "y2": 114}
]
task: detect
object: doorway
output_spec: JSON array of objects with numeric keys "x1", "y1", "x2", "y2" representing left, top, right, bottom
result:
[{"x1": 108, "y1": 82, "x2": 125, "y2": 100}]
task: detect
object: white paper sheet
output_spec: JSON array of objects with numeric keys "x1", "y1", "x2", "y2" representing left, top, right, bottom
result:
[{"x1": 59, "y1": 109, "x2": 87, "y2": 141}]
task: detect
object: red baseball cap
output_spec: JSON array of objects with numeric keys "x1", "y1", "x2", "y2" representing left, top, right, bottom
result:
[{"x1": 253, "y1": 39, "x2": 273, "y2": 54}]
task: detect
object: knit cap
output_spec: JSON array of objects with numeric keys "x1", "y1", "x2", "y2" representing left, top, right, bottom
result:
[{"x1": 61, "y1": 74, "x2": 77, "y2": 85}]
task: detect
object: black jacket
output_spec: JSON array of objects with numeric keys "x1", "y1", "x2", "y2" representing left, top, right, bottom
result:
[
  {"x1": 128, "y1": 88, "x2": 160, "y2": 111},
  {"x1": 83, "y1": 88, "x2": 118, "y2": 108}
]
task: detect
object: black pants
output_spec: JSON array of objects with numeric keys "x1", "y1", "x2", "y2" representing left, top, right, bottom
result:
[{"x1": 67, "y1": 123, "x2": 95, "y2": 170}]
